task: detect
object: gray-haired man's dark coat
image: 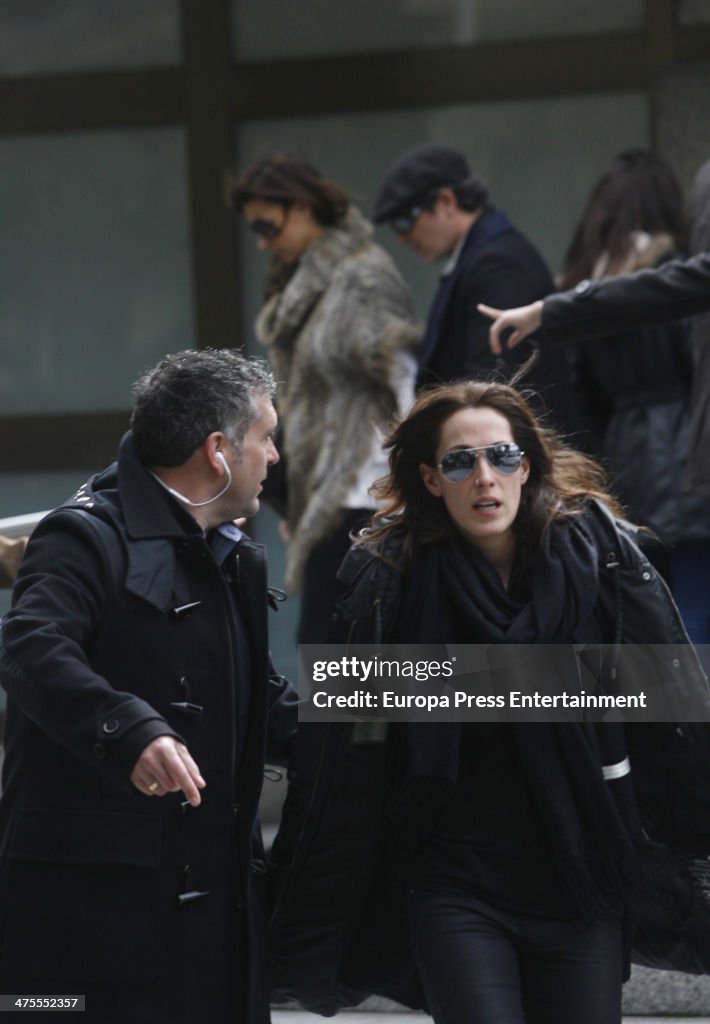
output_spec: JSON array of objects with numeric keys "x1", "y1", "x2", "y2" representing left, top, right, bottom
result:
[{"x1": 0, "y1": 434, "x2": 298, "y2": 1024}]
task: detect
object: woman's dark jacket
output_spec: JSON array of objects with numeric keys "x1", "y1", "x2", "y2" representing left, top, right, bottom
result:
[
  {"x1": 0, "y1": 436, "x2": 298, "y2": 1024},
  {"x1": 541, "y1": 252, "x2": 710, "y2": 493},
  {"x1": 269, "y1": 501, "x2": 710, "y2": 1014}
]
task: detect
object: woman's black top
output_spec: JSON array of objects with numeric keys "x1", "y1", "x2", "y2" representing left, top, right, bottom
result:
[
  {"x1": 409, "y1": 723, "x2": 580, "y2": 917},
  {"x1": 399, "y1": 530, "x2": 617, "y2": 919}
]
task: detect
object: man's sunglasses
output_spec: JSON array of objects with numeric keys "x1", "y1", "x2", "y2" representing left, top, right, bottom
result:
[
  {"x1": 387, "y1": 189, "x2": 440, "y2": 235},
  {"x1": 388, "y1": 205, "x2": 428, "y2": 235},
  {"x1": 438, "y1": 443, "x2": 525, "y2": 482},
  {"x1": 247, "y1": 217, "x2": 283, "y2": 241}
]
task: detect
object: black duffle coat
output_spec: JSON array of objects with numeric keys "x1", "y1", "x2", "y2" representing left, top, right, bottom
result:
[{"x1": 0, "y1": 435, "x2": 298, "y2": 1024}]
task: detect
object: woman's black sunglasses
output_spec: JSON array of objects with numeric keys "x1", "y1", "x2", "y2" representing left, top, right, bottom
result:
[
  {"x1": 247, "y1": 218, "x2": 283, "y2": 241},
  {"x1": 438, "y1": 443, "x2": 524, "y2": 482}
]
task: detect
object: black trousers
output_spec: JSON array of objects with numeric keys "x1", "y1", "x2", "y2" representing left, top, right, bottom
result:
[
  {"x1": 407, "y1": 890, "x2": 623, "y2": 1024},
  {"x1": 297, "y1": 507, "x2": 372, "y2": 646}
]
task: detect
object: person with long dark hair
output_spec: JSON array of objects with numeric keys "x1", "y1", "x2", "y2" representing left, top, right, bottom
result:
[
  {"x1": 268, "y1": 381, "x2": 709, "y2": 1024},
  {"x1": 227, "y1": 152, "x2": 420, "y2": 645},
  {"x1": 677, "y1": 158, "x2": 710, "y2": 647},
  {"x1": 558, "y1": 149, "x2": 687, "y2": 291},
  {"x1": 555, "y1": 150, "x2": 710, "y2": 610}
]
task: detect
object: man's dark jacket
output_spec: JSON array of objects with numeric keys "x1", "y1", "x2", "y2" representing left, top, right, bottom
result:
[
  {"x1": 0, "y1": 435, "x2": 298, "y2": 1024},
  {"x1": 419, "y1": 208, "x2": 576, "y2": 431}
]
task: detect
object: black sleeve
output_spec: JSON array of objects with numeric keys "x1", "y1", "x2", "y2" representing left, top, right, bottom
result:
[
  {"x1": 265, "y1": 659, "x2": 300, "y2": 766},
  {"x1": 595, "y1": 721, "x2": 643, "y2": 839},
  {"x1": 0, "y1": 512, "x2": 180, "y2": 789},
  {"x1": 543, "y1": 252, "x2": 710, "y2": 344}
]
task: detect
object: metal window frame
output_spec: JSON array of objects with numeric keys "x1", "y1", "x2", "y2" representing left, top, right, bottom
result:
[{"x1": 1, "y1": 0, "x2": 708, "y2": 472}]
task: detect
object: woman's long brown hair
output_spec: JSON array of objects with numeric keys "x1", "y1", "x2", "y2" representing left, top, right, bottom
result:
[{"x1": 360, "y1": 380, "x2": 623, "y2": 576}]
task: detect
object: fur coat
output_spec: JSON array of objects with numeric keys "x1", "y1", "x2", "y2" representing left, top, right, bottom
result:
[{"x1": 255, "y1": 206, "x2": 420, "y2": 591}]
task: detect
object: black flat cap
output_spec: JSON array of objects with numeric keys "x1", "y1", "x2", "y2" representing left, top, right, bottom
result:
[{"x1": 373, "y1": 143, "x2": 470, "y2": 223}]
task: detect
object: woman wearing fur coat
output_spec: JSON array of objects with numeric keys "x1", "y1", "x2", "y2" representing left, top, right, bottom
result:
[{"x1": 228, "y1": 153, "x2": 420, "y2": 643}]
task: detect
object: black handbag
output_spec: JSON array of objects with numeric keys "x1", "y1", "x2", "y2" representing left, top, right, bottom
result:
[{"x1": 632, "y1": 837, "x2": 710, "y2": 974}]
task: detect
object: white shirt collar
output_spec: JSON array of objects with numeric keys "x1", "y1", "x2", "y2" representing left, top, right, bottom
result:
[
  {"x1": 216, "y1": 521, "x2": 244, "y2": 543},
  {"x1": 440, "y1": 231, "x2": 468, "y2": 279}
]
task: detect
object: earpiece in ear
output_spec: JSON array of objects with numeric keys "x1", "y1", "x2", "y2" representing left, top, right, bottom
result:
[{"x1": 217, "y1": 451, "x2": 228, "y2": 472}]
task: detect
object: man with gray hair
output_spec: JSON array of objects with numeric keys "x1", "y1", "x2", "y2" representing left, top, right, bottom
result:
[{"x1": 0, "y1": 348, "x2": 298, "y2": 1023}]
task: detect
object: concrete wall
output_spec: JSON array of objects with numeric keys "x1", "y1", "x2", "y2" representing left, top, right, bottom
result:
[{"x1": 657, "y1": 61, "x2": 710, "y2": 191}]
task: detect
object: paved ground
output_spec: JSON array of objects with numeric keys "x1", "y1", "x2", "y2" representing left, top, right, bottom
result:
[
  {"x1": 273, "y1": 1013, "x2": 710, "y2": 1024},
  {"x1": 271, "y1": 967, "x2": 710, "y2": 1020}
]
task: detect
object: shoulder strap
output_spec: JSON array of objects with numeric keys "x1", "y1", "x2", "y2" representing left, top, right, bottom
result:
[
  {"x1": 56, "y1": 506, "x2": 126, "y2": 582},
  {"x1": 584, "y1": 499, "x2": 647, "y2": 568}
]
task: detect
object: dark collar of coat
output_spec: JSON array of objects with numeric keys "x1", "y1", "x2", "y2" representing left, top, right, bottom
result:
[
  {"x1": 114, "y1": 432, "x2": 199, "y2": 610},
  {"x1": 67, "y1": 434, "x2": 267, "y2": 613},
  {"x1": 116, "y1": 432, "x2": 202, "y2": 543},
  {"x1": 77, "y1": 433, "x2": 198, "y2": 611},
  {"x1": 68, "y1": 435, "x2": 195, "y2": 612},
  {"x1": 453, "y1": 207, "x2": 513, "y2": 279},
  {"x1": 116, "y1": 433, "x2": 268, "y2": 566}
]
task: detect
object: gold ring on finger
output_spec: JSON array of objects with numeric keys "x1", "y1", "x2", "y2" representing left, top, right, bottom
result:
[{"x1": 148, "y1": 780, "x2": 159, "y2": 793}]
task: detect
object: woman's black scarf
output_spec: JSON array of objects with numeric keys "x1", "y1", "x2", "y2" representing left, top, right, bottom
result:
[
  {"x1": 393, "y1": 514, "x2": 640, "y2": 920},
  {"x1": 398, "y1": 512, "x2": 600, "y2": 645}
]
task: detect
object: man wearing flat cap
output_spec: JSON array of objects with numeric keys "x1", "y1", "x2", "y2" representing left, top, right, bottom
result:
[{"x1": 374, "y1": 143, "x2": 572, "y2": 418}]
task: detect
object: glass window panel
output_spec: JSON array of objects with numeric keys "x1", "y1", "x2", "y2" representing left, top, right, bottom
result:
[
  {"x1": 0, "y1": 0, "x2": 179, "y2": 76},
  {"x1": 234, "y1": 0, "x2": 644, "y2": 60},
  {"x1": 0, "y1": 470, "x2": 92, "y2": 522},
  {"x1": 656, "y1": 66, "x2": 710, "y2": 193},
  {"x1": 0, "y1": 469, "x2": 93, "y2": 616},
  {"x1": 0, "y1": 128, "x2": 194, "y2": 415},
  {"x1": 679, "y1": 0, "x2": 710, "y2": 23}
]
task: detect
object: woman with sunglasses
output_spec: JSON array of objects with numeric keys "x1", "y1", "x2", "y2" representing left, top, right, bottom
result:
[
  {"x1": 227, "y1": 152, "x2": 420, "y2": 644},
  {"x1": 269, "y1": 380, "x2": 709, "y2": 1023}
]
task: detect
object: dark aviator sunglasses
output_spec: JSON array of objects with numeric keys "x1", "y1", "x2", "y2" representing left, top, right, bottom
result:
[
  {"x1": 387, "y1": 188, "x2": 441, "y2": 235},
  {"x1": 388, "y1": 205, "x2": 427, "y2": 235},
  {"x1": 247, "y1": 217, "x2": 283, "y2": 241},
  {"x1": 438, "y1": 443, "x2": 525, "y2": 482}
]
